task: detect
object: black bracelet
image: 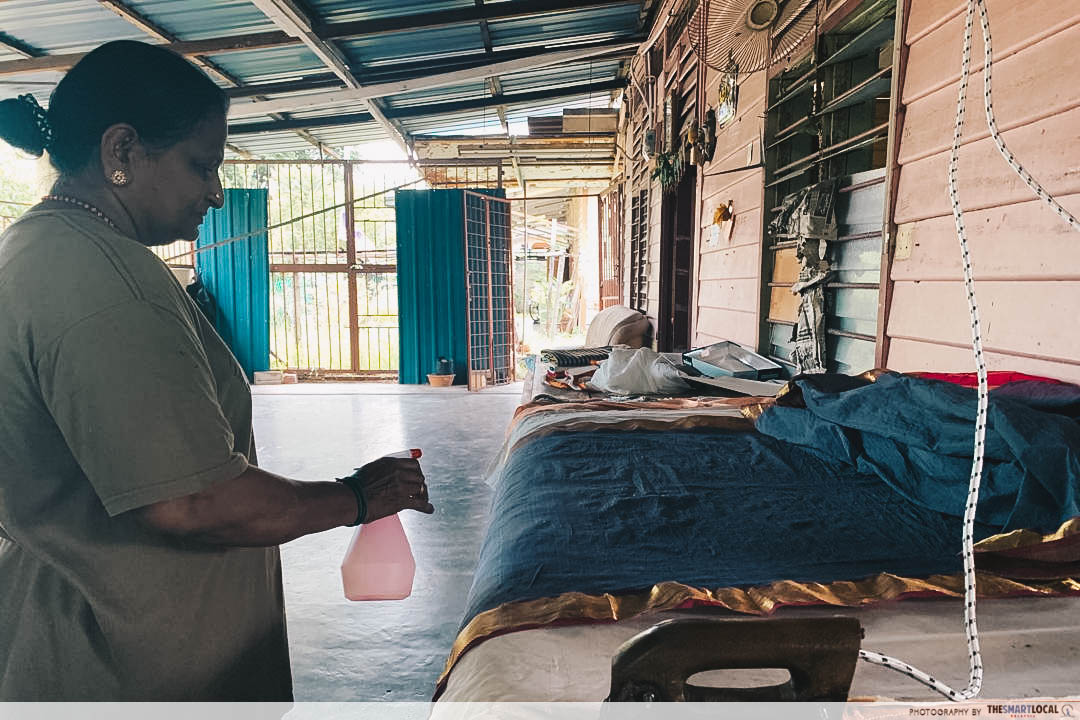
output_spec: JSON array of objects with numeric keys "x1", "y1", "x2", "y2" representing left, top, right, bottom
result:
[{"x1": 336, "y1": 470, "x2": 367, "y2": 527}]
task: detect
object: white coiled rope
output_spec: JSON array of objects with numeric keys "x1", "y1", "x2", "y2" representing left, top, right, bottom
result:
[{"x1": 857, "y1": 0, "x2": 1080, "y2": 701}]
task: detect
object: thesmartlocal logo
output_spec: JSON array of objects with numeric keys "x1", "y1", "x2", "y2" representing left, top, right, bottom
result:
[
  {"x1": 904, "y1": 703, "x2": 1075, "y2": 719},
  {"x1": 984, "y1": 703, "x2": 1074, "y2": 718}
]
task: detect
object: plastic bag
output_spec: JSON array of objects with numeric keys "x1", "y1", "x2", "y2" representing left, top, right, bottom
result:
[{"x1": 586, "y1": 347, "x2": 690, "y2": 396}]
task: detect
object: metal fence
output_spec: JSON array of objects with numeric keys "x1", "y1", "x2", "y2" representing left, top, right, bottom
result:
[
  {"x1": 417, "y1": 162, "x2": 503, "y2": 190},
  {"x1": 225, "y1": 161, "x2": 409, "y2": 375},
  {"x1": 0, "y1": 200, "x2": 31, "y2": 233},
  {"x1": 464, "y1": 191, "x2": 515, "y2": 386},
  {"x1": 152, "y1": 160, "x2": 524, "y2": 380},
  {"x1": 157, "y1": 160, "x2": 419, "y2": 376}
]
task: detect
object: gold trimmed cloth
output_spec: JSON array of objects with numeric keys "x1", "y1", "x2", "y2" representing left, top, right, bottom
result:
[{"x1": 435, "y1": 572, "x2": 1080, "y2": 698}]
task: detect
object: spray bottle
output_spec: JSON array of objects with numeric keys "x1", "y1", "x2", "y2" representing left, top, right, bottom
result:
[{"x1": 340, "y1": 449, "x2": 420, "y2": 601}]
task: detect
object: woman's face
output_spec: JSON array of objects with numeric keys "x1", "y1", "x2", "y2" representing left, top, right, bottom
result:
[{"x1": 130, "y1": 113, "x2": 227, "y2": 246}]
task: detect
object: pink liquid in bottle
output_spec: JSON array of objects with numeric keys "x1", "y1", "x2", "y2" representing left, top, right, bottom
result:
[{"x1": 341, "y1": 449, "x2": 421, "y2": 601}]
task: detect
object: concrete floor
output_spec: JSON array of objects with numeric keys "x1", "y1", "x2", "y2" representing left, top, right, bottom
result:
[{"x1": 251, "y1": 382, "x2": 521, "y2": 701}]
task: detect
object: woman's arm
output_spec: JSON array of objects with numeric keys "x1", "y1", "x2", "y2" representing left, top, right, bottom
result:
[{"x1": 134, "y1": 457, "x2": 431, "y2": 546}]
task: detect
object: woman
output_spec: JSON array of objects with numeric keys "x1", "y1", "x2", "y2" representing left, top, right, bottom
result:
[{"x1": 0, "y1": 40, "x2": 433, "y2": 701}]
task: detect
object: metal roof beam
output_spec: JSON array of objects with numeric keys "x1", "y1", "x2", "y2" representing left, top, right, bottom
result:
[
  {"x1": 228, "y1": 78, "x2": 625, "y2": 135},
  {"x1": 315, "y1": 0, "x2": 637, "y2": 41},
  {"x1": 316, "y1": 41, "x2": 637, "y2": 88},
  {"x1": 98, "y1": 0, "x2": 343, "y2": 157},
  {"x1": 248, "y1": 0, "x2": 359, "y2": 87},
  {"x1": 388, "y1": 79, "x2": 624, "y2": 119},
  {"x1": 248, "y1": 0, "x2": 411, "y2": 156},
  {"x1": 475, "y1": 0, "x2": 494, "y2": 55},
  {"x1": 291, "y1": 130, "x2": 342, "y2": 159},
  {"x1": 0, "y1": 32, "x2": 293, "y2": 77},
  {"x1": 226, "y1": 143, "x2": 256, "y2": 159},
  {"x1": 366, "y1": 98, "x2": 413, "y2": 156},
  {"x1": 226, "y1": 73, "x2": 342, "y2": 98},
  {"x1": 491, "y1": 70, "x2": 525, "y2": 191},
  {"x1": 229, "y1": 43, "x2": 636, "y2": 118},
  {"x1": 231, "y1": 112, "x2": 371, "y2": 133},
  {"x1": 0, "y1": 32, "x2": 43, "y2": 59},
  {"x1": 0, "y1": 0, "x2": 638, "y2": 77},
  {"x1": 98, "y1": 0, "x2": 245, "y2": 87},
  {"x1": 488, "y1": 77, "x2": 508, "y2": 132},
  {"x1": 222, "y1": 39, "x2": 637, "y2": 99}
]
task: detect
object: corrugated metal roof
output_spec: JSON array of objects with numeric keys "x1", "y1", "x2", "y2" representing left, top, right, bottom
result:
[
  {"x1": 0, "y1": 72, "x2": 64, "y2": 106},
  {"x1": 503, "y1": 95, "x2": 616, "y2": 124},
  {"x1": 401, "y1": 111, "x2": 504, "y2": 137},
  {"x1": 0, "y1": 0, "x2": 648, "y2": 156},
  {"x1": 497, "y1": 59, "x2": 624, "y2": 94},
  {"x1": 226, "y1": 131, "x2": 313, "y2": 157},
  {"x1": 120, "y1": 0, "x2": 276, "y2": 39},
  {"x1": 339, "y1": 25, "x2": 487, "y2": 66},
  {"x1": 226, "y1": 122, "x2": 386, "y2": 157},
  {"x1": 383, "y1": 80, "x2": 490, "y2": 111},
  {"x1": 0, "y1": 47, "x2": 27, "y2": 64},
  {"x1": 308, "y1": 0, "x2": 474, "y2": 25},
  {"x1": 0, "y1": 1, "x2": 143, "y2": 54},
  {"x1": 206, "y1": 46, "x2": 327, "y2": 83},
  {"x1": 306, "y1": 122, "x2": 391, "y2": 147},
  {"x1": 382, "y1": 58, "x2": 624, "y2": 113},
  {"x1": 399, "y1": 92, "x2": 615, "y2": 137},
  {"x1": 488, "y1": 4, "x2": 642, "y2": 50}
]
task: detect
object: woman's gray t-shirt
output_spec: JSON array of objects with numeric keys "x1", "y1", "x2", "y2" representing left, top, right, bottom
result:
[{"x1": 0, "y1": 208, "x2": 292, "y2": 700}]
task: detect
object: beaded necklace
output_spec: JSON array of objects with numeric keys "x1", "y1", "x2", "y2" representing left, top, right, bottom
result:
[{"x1": 42, "y1": 194, "x2": 121, "y2": 233}]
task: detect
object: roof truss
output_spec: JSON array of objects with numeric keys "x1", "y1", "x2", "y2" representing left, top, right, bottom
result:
[
  {"x1": 0, "y1": 0, "x2": 637, "y2": 77},
  {"x1": 97, "y1": 0, "x2": 341, "y2": 157}
]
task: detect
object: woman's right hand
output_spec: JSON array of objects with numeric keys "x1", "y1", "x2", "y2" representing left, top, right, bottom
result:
[{"x1": 352, "y1": 456, "x2": 434, "y2": 522}]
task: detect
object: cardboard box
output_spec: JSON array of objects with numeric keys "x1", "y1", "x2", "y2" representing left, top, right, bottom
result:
[{"x1": 468, "y1": 370, "x2": 488, "y2": 392}]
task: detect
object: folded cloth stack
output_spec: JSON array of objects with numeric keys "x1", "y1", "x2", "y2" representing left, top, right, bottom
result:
[{"x1": 539, "y1": 347, "x2": 611, "y2": 367}]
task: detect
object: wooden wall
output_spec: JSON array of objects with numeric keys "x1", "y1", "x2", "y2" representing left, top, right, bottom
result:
[
  {"x1": 884, "y1": 0, "x2": 1080, "y2": 382},
  {"x1": 693, "y1": 69, "x2": 767, "y2": 349},
  {"x1": 647, "y1": 173, "x2": 663, "y2": 326}
]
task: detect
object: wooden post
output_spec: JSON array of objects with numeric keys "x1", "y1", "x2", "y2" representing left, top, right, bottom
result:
[{"x1": 875, "y1": 0, "x2": 912, "y2": 369}]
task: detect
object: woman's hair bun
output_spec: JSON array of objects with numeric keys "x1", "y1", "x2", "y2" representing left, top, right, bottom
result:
[
  {"x1": 0, "y1": 95, "x2": 48, "y2": 157},
  {"x1": 2, "y1": 42, "x2": 227, "y2": 176}
]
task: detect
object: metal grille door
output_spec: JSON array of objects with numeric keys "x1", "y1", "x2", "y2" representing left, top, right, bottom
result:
[
  {"x1": 349, "y1": 164, "x2": 404, "y2": 374},
  {"x1": 464, "y1": 192, "x2": 514, "y2": 386}
]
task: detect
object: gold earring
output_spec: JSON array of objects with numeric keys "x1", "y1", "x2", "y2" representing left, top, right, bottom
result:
[{"x1": 110, "y1": 169, "x2": 130, "y2": 186}]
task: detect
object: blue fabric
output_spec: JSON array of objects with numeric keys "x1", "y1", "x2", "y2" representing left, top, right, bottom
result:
[
  {"x1": 196, "y1": 188, "x2": 270, "y2": 380},
  {"x1": 395, "y1": 189, "x2": 507, "y2": 384},
  {"x1": 395, "y1": 190, "x2": 468, "y2": 385},
  {"x1": 462, "y1": 428, "x2": 998, "y2": 624},
  {"x1": 756, "y1": 374, "x2": 1080, "y2": 534}
]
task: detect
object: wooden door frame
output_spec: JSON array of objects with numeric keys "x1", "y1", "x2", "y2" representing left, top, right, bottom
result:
[{"x1": 657, "y1": 168, "x2": 697, "y2": 352}]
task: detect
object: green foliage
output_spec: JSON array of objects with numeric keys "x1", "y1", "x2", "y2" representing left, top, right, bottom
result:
[{"x1": 651, "y1": 149, "x2": 685, "y2": 193}]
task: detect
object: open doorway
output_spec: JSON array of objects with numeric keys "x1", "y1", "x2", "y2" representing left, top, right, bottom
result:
[{"x1": 658, "y1": 168, "x2": 696, "y2": 352}]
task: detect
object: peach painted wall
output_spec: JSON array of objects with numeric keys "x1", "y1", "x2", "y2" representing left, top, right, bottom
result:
[
  {"x1": 885, "y1": 0, "x2": 1080, "y2": 382},
  {"x1": 692, "y1": 68, "x2": 767, "y2": 349}
]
